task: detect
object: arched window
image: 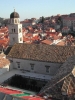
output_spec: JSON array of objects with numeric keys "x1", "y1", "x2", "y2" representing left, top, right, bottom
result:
[
  {"x1": 20, "y1": 37, "x2": 22, "y2": 41},
  {"x1": 15, "y1": 19, "x2": 17, "y2": 23},
  {"x1": 14, "y1": 29, "x2": 15, "y2": 32},
  {"x1": 19, "y1": 28, "x2": 21, "y2": 33},
  {"x1": 45, "y1": 65, "x2": 50, "y2": 73}
]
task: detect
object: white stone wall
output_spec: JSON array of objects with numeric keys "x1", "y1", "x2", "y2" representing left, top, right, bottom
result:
[
  {"x1": 0, "y1": 65, "x2": 9, "y2": 75},
  {"x1": 8, "y1": 22, "x2": 23, "y2": 46},
  {"x1": 8, "y1": 24, "x2": 22, "y2": 33},
  {"x1": 9, "y1": 58, "x2": 62, "y2": 76},
  {"x1": 9, "y1": 33, "x2": 19, "y2": 46},
  {"x1": 10, "y1": 18, "x2": 20, "y2": 24}
]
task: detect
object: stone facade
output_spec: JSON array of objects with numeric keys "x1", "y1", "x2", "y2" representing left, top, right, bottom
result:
[{"x1": 9, "y1": 58, "x2": 61, "y2": 75}]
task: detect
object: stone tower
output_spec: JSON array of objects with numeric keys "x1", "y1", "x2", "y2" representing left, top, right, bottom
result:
[{"x1": 8, "y1": 9, "x2": 23, "y2": 46}]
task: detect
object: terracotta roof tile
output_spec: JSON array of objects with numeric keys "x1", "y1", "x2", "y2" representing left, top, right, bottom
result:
[
  {"x1": 0, "y1": 57, "x2": 10, "y2": 68},
  {"x1": 7, "y1": 43, "x2": 75, "y2": 63},
  {"x1": 41, "y1": 39, "x2": 53, "y2": 45},
  {"x1": 56, "y1": 41, "x2": 65, "y2": 46}
]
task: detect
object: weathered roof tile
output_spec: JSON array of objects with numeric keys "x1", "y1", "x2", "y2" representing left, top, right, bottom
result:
[{"x1": 7, "y1": 43, "x2": 75, "y2": 63}]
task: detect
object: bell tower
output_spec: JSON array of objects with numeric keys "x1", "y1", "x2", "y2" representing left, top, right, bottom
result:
[{"x1": 8, "y1": 9, "x2": 23, "y2": 46}]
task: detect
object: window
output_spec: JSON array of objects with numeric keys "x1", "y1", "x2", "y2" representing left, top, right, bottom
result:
[
  {"x1": 45, "y1": 66, "x2": 50, "y2": 73},
  {"x1": 20, "y1": 37, "x2": 22, "y2": 41},
  {"x1": 30, "y1": 63, "x2": 34, "y2": 70},
  {"x1": 16, "y1": 62, "x2": 20, "y2": 68},
  {"x1": 15, "y1": 19, "x2": 17, "y2": 23},
  {"x1": 12, "y1": 29, "x2": 13, "y2": 32},
  {"x1": 13, "y1": 37, "x2": 15, "y2": 41},
  {"x1": 19, "y1": 28, "x2": 21, "y2": 33},
  {"x1": 14, "y1": 29, "x2": 15, "y2": 32}
]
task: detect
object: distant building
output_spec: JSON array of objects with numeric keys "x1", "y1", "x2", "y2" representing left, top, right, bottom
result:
[
  {"x1": 21, "y1": 19, "x2": 32, "y2": 27},
  {"x1": 62, "y1": 27, "x2": 70, "y2": 34},
  {"x1": 62, "y1": 17, "x2": 75, "y2": 28}
]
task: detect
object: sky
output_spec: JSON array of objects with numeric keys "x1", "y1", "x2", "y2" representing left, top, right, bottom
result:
[{"x1": 0, "y1": 0, "x2": 75, "y2": 20}]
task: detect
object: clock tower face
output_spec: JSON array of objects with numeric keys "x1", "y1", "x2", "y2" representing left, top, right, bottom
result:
[{"x1": 8, "y1": 10, "x2": 23, "y2": 46}]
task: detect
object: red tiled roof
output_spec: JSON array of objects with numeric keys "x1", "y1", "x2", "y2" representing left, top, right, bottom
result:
[
  {"x1": 63, "y1": 17, "x2": 75, "y2": 20},
  {"x1": 56, "y1": 41, "x2": 65, "y2": 46},
  {"x1": 0, "y1": 38, "x2": 9, "y2": 48},
  {"x1": 0, "y1": 57, "x2": 10, "y2": 68},
  {"x1": 41, "y1": 39, "x2": 52, "y2": 45},
  {"x1": 32, "y1": 36, "x2": 40, "y2": 41},
  {"x1": 53, "y1": 35, "x2": 59, "y2": 40},
  {"x1": 46, "y1": 32, "x2": 56, "y2": 36},
  {"x1": 0, "y1": 27, "x2": 8, "y2": 33},
  {"x1": 23, "y1": 37, "x2": 30, "y2": 42},
  {"x1": 25, "y1": 33, "x2": 33, "y2": 37},
  {"x1": 23, "y1": 37, "x2": 40, "y2": 43}
]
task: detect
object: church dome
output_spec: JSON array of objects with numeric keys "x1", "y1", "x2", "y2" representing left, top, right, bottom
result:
[{"x1": 10, "y1": 10, "x2": 19, "y2": 18}]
